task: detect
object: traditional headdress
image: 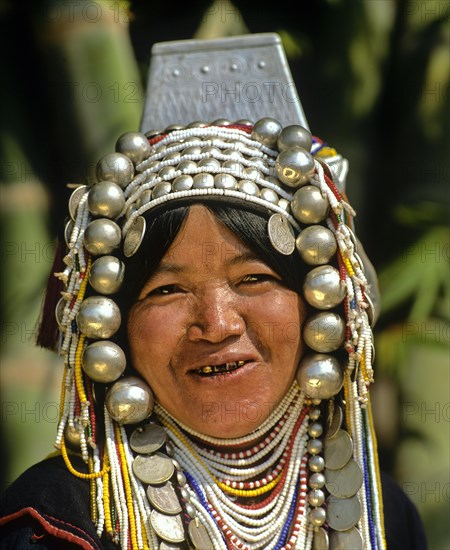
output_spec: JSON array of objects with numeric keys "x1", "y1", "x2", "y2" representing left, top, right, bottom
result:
[{"x1": 40, "y1": 35, "x2": 386, "y2": 550}]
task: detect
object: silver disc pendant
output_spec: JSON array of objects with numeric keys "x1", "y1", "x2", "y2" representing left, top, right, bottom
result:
[
  {"x1": 327, "y1": 405, "x2": 343, "y2": 439},
  {"x1": 132, "y1": 452, "x2": 175, "y2": 485},
  {"x1": 326, "y1": 495, "x2": 361, "y2": 531},
  {"x1": 147, "y1": 481, "x2": 182, "y2": 515},
  {"x1": 325, "y1": 458, "x2": 363, "y2": 498},
  {"x1": 130, "y1": 423, "x2": 167, "y2": 454},
  {"x1": 124, "y1": 215, "x2": 146, "y2": 257},
  {"x1": 312, "y1": 526, "x2": 329, "y2": 549},
  {"x1": 69, "y1": 185, "x2": 87, "y2": 221},
  {"x1": 159, "y1": 542, "x2": 184, "y2": 550},
  {"x1": 324, "y1": 429, "x2": 353, "y2": 470},
  {"x1": 267, "y1": 213, "x2": 295, "y2": 255},
  {"x1": 150, "y1": 510, "x2": 185, "y2": 543},
  {"x1": 329, "y1": 527, "x2": 363, "y2": 549},
  {"x1": 188, "y1": 520, "x2": 215, "y2": 549}
]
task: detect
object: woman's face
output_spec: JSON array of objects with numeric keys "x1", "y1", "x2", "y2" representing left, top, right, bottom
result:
[{"x1": 128, "y1": 205, "x2": 305, "y2": 438}]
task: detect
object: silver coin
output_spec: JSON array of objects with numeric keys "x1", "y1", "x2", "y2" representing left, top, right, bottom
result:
[
  {"x1": 147, "y1": 481, "x2": 182, "y2": 515},
  {"x1": 69, "y1": 185, "x2": 87, "y2": 221},
  {"x1": 150, "y1": 510, "x2": 185, "y2": 543},
  {"x1": 324, "y1": 429, "x2": 353, "y2": 470},
  {"x1": 312, "y1": 526, "x2": 329, "y2": 549},
  {"x1": 326, "y1": 495, "x2": 361, "y2": 531},
  {"x1": 188, "y1": 519, "x2": 214, "y2": 549},
  {"x1": 159, "y1": 542, "x2": 184, "y2": 550},
  {"x1": 325, "y1": 458, "x2": 363, "y2": 498},
  {"x1": 55, "y1": 297, "x2": 66, "y2": 330},
  {"x1": 327, "y1": 404, "x2": 343, "y2": 439},
  {"x1": 124, "y1": 215, "x2": 146, "y2": 257},
  {"x1": 132, "y1": 452, "x2": 175, "y2": 484},
  {"x1": 64, "y1": 219, "x2": 75, "y2": 246},
  {"x1": 267, "y1": 213, "x2": 295, "y2": 255},
  {"x1": 130, "y1": 423, "x2": 167, "y2": 454},
  {"x1": 329, "y1": 527, "x2": 363, "y2": 549}
]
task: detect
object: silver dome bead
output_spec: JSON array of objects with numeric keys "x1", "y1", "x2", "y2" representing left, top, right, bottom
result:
[
  {"x1": 201, "y1": 146, "x2": 220, "y2": 156},
  {"x1": 172, "y1": 175, "x2": 194, "y2": 191},
  {"x1": 177, "y1": 160, "x2": 197, "y2": 172},
  {"x1": 260, "y1": 188, "x2": 278, "y2": 204},
  {"x1": 308, "y1": 489, "x2": 325, "y2": 507},
  {"x1": 235, "y1": 119, "x2": 253, "y2": 126},
  {"x1": 243, "y1": 166, "x2": 262, "y2": 180},
  {"x1": 310, "y1": 408, "x2": 321, "y2": 421},
  {"x1": 105, "y1": 376, "x2": 154, "y2": 424},
  {"x1": 222, "y1": 159, "x2": 243, "y2": 176},
  {"x1": 303, "y1": 265, "x2": 346, "y2": 309},
  {"x1": 297, "y1": 353, "x2": 344, "y2": 399},
  {"x1": 163, "y1": 151, "x2": 181, "y2": 162},
  {"x1": 308, "y1": 422, "x2": 323, "y2": 438},
  {"x1": 176, "y1": 471, "x2": 187, "y2": 486},
  {"x1": 155, "y1": 145, "x2": 167, "y2": 155},
  {"x1": 145, "y1": 162, "x2": 159, "y2": 173},
  {"x1": 187, "y1": 121, "x2": 207, "y2": 128},
  {"x1": 275, "y1": 147, "x2": 315, "y2": 187},
  {"x1": 291, "y1": 185, "x2": 329, "y2": 224},
  {"x1": 277, "y1": 198, "x2": 290, "y2": 211},
  {"x1": 158, "y1": 166, "x2": 176, "y2": 179},
  {"x1": 77, "y1": 296, "x2": 121, "y2": 339},
  {"x1": 211, "y1": 118, "x2": 231, "y2": 126},
  {"x1": 238, "y1": 179, "x2": 259, "y2": 196},
  {"x1": 137, "y1": 189, "x2": 152, "y2": 208},
  {"x1": 310, "y1": 507, "x2": 326, "y2": 526},
  {"x1": 116, "y1": 132, "x2": 151, "y2": 164},
  {"x1": 223, "y1": 148, "x2": 242, "y2": 160},
  {"x1": 144, "y1": 129, "x2": 160, "y2": 139},
  {"x1": 193, "y1": 173, "x2": 214, "y2": 188},
  {"x1": 152, "y1": 181, "x2": 172, "y2": 198},
  {"x1": 198, "y1": 158, "x2": 221, "y2": 171},
  {"x1": 182, "y1": 145, "x2": 202, "y2": 156},
  {"x1": 277, "y1": 125, "x2": 312, "y2": 152},
  {"x1": 309, "y1": 472, "x2": 326, "y2": 489},
  {"x1": 96, "y1": 152, "x2": 134, "y2": 188},
  {"x1": 295, "y1": 225, "x2": 337, "y2": 265},
  {"x1": 308, "y1": 455, "x2": 325, "y2": 473},
  {"x1": 82, "y1": 341, "x2": 126, "y2": 383},
  {"x1": 84, "y1": 219, "x2": 121, "y2": 255},
  {"x1": 125, "y1": 204, "x2": 137, "y2": 220},
  {"x1": 303, "y1": 312, "x2": 346, "y2": 353},
  {"x1": 307, "y1": 438, "x2": 323, "y2": 455},
  {"x1": 214, "y1": 174, "x2": 237, "y2": 189},
  {"x1": 249, "y1": 156, "x2": 266, "y2": 169},
  {"x1": 252, "y1": 117, "x2": 282, "y2": 148},
  {"x1": 88, "y1": 181, "x2": 125, "y2": 219},
  {"x1": 165, "y1": 124, "x2": 185, "y2": 132},
  {"x1": 89, "y1": 256, "x2": 125, "y2": 295}
]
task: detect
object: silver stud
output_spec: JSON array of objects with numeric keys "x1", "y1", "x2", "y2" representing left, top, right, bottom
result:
[
  {"x1": 291, "y1": 185, "x2": 329, "y2": 224},
  {"x1": 211, "y1": 118, "x2": 230, "y2": 126},
  {"x1": 88, "y1": 181, "x2": 125, "y2": 219},
  {"x1": 214, "y1": 174, "x2": 237, "y2": 189},
  {"x1": 77, "y1": 296, "x2": 121, "y2": 339},
  {"x1": 89, "y1": 256, "x2": 125, "y2": 295},
  {"x1": 192, "y1": 173, "x2": 214, "y2": 188},
  {"x1": 125, "y1": 204, "x2": 137, "y2": 220},
  {"x1": 252, "y1": 117, "x2": 282, "y2": 148},
  {"x1": 82, "y1": 341, "x2": 126, "y2": 383},
  {"x1": 243, "y1": 166, "x2": 262, "y2": 180},
  {"x1": 182, "y1": 145, "x2": 202, "y2": 156},
  {"x1": 163, "y1": 152, "x2": 181, "y2": 162},
  {"x1": 235, "y1": 119, "x2": 253, "y2": 126},
  {"x1": 177, "y1": 160, "x2": 197, "y2": 172},
  {"x1": 152, "y1": 181, "x2": 172, "y2": 198},
  {"x1": 84, "y1": 219, "x2": 121, "y2": 255},
  {"x1": 275, "y1": 147, "x2": 315, "y2": 187},
  {"x1": 172, "y1": 175, "x2": 194, "y2": 191},
  {"x1": 296, "y1": 225, "x2": 337, "y2": 265},
  {"x1": 158, "y1": 166, "x2": 176, "y2": 179},
  {"x1": 144, "y1": 129, "x2": 160, "y2": 139},
  {"x1": 304, "y1": 265, "x2": 346, "y2": 309},
  {"x1": 105, "y1": 376, "x2": 154, "y2": 424},
  {"x1": 303, "y1": 312, "x2": 346, "y2": 352},
  {"x1": 96, "y1": 152, "x2": 134, "y2": 188},
  {"x1": 137, "y1": 189, "x2": 152, "y2": 208},
  {"x1": 260, "y1": 187, "x2": 279, "y2": 204},
  {"x1": 223, "y1": 148, "x2": 242, "y2": 160},
  {"x1": 116, "y1": 132, "x2": 151, "y2": 164},
  {"x1": 187, "y1": 121, "x2": 207, "y2": 128},
  {"x1": 297, "y1": 353, "x2": 344, "y2": 399},
  {"x1": 238, "y1": 180, "x2": 259, "y2": 196},
  {"x1": 198, "y1": 158, "x2": 221, "y2": 171},
  {"x1": 277, "y1": 125, "x2": 312, "y2": 152},
  {"x1": 277, "y1": 198, "x2": 290, "y2": 212},
  {"x1": 164, "y1": 124, "x2": 185, "y2": 132},
  {"x1": 201, "y1": 146, "x2": 220, "y2": 156}
]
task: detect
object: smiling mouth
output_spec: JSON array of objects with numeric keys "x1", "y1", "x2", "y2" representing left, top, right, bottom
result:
[{"x1": 195, "y1": 360, "x2": 248, "y2": 376}]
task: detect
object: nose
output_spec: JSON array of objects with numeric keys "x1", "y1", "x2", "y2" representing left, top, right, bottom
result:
[{"x1": 186, "y1": 287, "x2": 245, "y2": 343}]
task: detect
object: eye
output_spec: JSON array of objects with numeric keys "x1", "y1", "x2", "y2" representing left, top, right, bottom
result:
[
  {"x1": 147, "y1": 284, "x2": 183, "y2": 297},
  {"x1": 241, "y1": 274, "x2": 275, "y2": 284}
]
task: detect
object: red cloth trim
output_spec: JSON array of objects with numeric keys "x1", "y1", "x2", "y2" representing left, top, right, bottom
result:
[{"x1": 0, "y1": 507, "x2": 99, "y2": 550}]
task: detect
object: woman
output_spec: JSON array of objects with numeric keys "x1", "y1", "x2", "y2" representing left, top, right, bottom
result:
[{"x1": 0, "y1": 120, "x2": 426, "y2": 549}]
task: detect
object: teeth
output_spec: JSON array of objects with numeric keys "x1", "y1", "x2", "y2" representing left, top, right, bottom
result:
[{"x1": 197, "y1": 360, "x2": 247, "y2": 375}]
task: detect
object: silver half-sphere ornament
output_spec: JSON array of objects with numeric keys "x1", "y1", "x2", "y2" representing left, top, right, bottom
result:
[
  {"x1": 296, "y1": 225, "x2": 337, "y2": 266},
  {"x1": 96, "y1": 152, "x2": 134, "y2": 188},
  {"x1": 106, "y1": 376, "x2": 154, "y2": 424},
  {"x1": 296, "y1": 353, "x2": 344, "y2": 399},
  {"x1": 251, "y1": 117, "x2": 282, "y2": 148},
  {"x1": 88, "y1": 181, "x2": 125, "y2": 219},
  {"x1": 275, "y1": 147, "x2": 315, "y2": 187},
  {"x1": 77, "y1": 296, "x2": 121, "y2": 339},
  {"x1": 303, "y1": 265, "x2": 346, "y2": 309},
  {"x1": 89, "y1": 256, "x2": 125, "y2": 295},
  {"x1": 84, "y1": 219, "x2": 121, "y2": 255},
  {"x1": 82, "y1": 341, "x2": 126, "y2": 383},
  {"x1": 116, "y1": 131, "x2": 151, "y2": 164},
  {"x1": 64, "y1": 420, "x2": 83, "y2": 449},
  {"x1": 277, "y1": 125, "x2": 312, "y2": 152},
  {"x1": 290, "y1": 185, "x2": 329, "y2": 224},
  {"x1": 303, "y1": 312, "x2": 346, "y2": 352}
]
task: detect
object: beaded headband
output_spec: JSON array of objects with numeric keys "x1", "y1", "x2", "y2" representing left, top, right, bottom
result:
[{"x1": 49, "y1": 118, "x2": 385, "y2": 548}]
